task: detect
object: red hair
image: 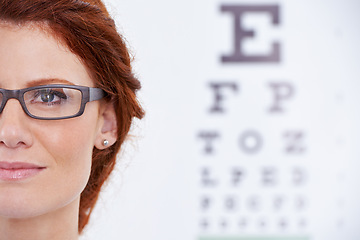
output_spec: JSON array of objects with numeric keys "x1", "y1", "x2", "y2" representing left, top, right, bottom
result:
[{"x1": 0, "y1": 0, "x2": 144, "y2": 233}]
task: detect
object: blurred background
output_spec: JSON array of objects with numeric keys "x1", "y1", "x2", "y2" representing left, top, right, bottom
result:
[{"x1": 80, "y1": 0, "x2": 360, "y2": 239}]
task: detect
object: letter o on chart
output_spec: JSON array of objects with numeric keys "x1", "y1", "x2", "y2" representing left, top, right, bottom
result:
[{"x1": 239, "y1": 130, "x2": 262, "y2": 154}]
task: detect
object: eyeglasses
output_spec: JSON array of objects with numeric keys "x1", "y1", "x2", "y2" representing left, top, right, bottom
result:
[{"x1": 0, "y1": 84, "x2": 106, "y2": 120}]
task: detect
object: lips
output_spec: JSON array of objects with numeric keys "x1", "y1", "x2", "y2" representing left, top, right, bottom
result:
[{"x1": 0, "y1": 161, "x2": 46, "y2": 181}]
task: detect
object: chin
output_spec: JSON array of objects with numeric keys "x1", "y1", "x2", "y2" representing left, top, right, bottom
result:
[
  {"x1": 0, "y1": 207, "x2": 39, "y2": 219},
  {"x1": 0, "y1": 193, "x2": 52, "y2": 220}
]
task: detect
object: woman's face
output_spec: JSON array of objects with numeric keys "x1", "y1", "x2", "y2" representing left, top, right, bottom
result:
[{"x1": 0, "y1": 23, "x2": 105, "y2": 219}]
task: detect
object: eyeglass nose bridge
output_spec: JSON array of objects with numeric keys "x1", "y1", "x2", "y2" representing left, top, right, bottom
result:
[{"x1": 0, "y1": 89, "x2": 27, "y2": 114}]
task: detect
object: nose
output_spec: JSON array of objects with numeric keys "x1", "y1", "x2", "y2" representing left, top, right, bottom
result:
[{"x1": 0, "y1": 99, "x2": 33, "y2": 148}]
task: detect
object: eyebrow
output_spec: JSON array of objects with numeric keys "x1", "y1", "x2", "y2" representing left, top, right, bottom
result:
[{"x1": 25, "y1": 78, "x2": 75, "y2": 88}]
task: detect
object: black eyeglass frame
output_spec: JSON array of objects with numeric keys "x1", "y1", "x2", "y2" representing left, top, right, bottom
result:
[{"x1": 0, "y1": 84, "x2": 106, "y2": 120}]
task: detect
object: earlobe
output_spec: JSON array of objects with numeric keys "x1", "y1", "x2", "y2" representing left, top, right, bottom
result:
[{"x1": 94, "y1": 102, "x2": 118, "y2": 150}]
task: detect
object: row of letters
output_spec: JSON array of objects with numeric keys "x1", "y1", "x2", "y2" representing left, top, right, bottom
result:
[
  {"x1": 198, "y1": 130, "x2": 305, "y2": 155},
  {"x1": 200, "y1": 195, "x2": 307, "y2": 212},
  {"x1": 199, "y1": 217, "x2": 308, "y2": 231},
  {"x1": 207, "y1": 82, "x2": 294, "y2": 114},
  {"x1": 200, "y1": 167, "x2": 307, "y2": 187}
]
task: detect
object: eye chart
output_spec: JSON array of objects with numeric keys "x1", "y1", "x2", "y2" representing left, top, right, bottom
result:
[
  {"x1": 84, "y1": 1, "x2": 360, "y2": 240},
  {"x1": 195, "y1": 1, "x2": 360, "y2": 240}
]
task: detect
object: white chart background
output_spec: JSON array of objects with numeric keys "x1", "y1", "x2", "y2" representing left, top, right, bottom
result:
[{"x1": 80, "y1": 0, "x2": 360, "y2": 240}]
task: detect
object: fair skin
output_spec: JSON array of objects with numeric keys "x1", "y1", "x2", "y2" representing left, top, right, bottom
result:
[{"x1": 0, "y1": 23, "x2": 117, "y2": 240}]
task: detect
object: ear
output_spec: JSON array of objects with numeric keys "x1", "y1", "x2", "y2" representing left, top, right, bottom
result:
[{"x1": 94, "y1": 102, "x2": 118, "y2": 150}]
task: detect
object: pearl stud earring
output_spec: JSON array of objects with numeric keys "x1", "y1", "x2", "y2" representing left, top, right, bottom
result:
[{"x1": 103, "y1": 139, "x2": 109, "y2": 146}]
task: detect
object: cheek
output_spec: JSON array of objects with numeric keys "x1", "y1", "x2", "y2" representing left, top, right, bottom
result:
[
  {"x1": 33, "y1": 116, "x2": 98, "y2": 212},
  {"x1": 47, "y1": 124, "x2": 96, "y2": 162},
  {"x1": 39, "y1": 116, "x2": 98, "y2": 177}
]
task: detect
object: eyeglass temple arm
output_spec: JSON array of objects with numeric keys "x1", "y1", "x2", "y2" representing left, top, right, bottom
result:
[{"x1": 89, "y1": 88, "x2": 106, "y2": 102}]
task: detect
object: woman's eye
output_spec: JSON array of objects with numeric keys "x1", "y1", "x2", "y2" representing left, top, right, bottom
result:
[
  {"x1": 40, "y1": 90, "x2": 55, "y2": 102},
  {"x1": 34, "y1": 89, "x2": 67, "y2": 103}
]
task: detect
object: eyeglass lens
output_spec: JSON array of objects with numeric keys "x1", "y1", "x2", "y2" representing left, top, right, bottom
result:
[{"x1": 22, "y1": 87, "x2": 83, "y2": 118}]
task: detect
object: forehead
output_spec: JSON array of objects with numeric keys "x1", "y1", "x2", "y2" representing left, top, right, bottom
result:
[{"x1": 0, "y1": 22, "x2": 94, "y2": 88}]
